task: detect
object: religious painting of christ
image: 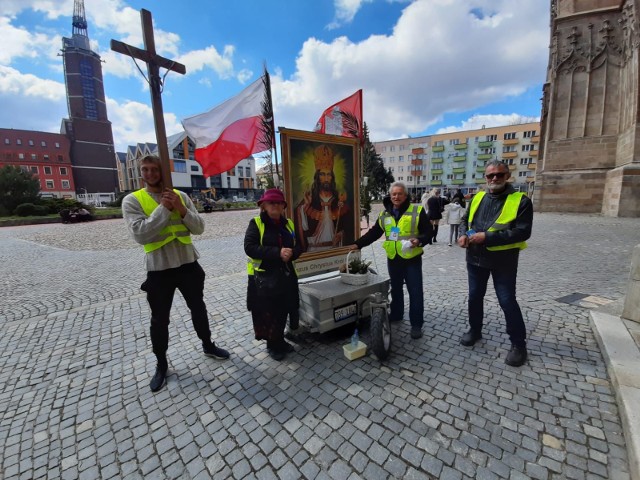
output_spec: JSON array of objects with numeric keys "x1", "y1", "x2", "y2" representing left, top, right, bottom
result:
[{"x1": 280, "y1": 128, "x2": 360, "y2": 260}]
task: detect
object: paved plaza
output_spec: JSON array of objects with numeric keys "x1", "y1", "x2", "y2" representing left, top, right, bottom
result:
[{"x1": 1, "y1": 208, "x2": 640, "y2": 479}]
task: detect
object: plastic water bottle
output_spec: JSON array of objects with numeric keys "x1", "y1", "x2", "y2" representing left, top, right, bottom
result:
[{"x1": 351, "y1": 328, "x2": 359, "y2": 348}]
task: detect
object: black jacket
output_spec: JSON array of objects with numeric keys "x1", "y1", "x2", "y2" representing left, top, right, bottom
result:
[
  {"x1": 355, "y1": 195, "x2": 432, "y2": 262},
  {"x1": 244, "y1": 212, "x2": 302, "y2": 310},
  {"x1": 460, "y1": 184, "x2": 533, "y2": 270}
]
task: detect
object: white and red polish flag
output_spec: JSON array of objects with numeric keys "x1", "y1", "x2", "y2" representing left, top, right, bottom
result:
[{"x1": 182, "y1": 77, "x2": 266, "y2": 177}]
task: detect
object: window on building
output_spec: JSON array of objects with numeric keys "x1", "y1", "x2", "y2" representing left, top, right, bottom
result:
[
  {"x1": 486, "y1": 135, "x2": 497, "y2": 141},
  {"x1": 57, "y1": 155, "x2": 64, "y2": 162},
  {"x1": 190, "y1": 165, "x2": 199, "y2": 172},
  {"x1": 173, "y1": 160, "x2": 186, "y2": 173},
  {"x1": 44, "y1": 166, "x2": 52, "y2": 175},
  {"x1": 434, "y1": 140, "x2": 444, "y2": 146},
  {"x1": 431, "y1": 175, "x2": 441, "y2": 181},
  {"x1": 3, "y1": 138, "x2": 9, "y2": 144},
  {"x1": 245, "y1": 167, "x2": 251, "y2": 177},
  {"x1": 45, "y1": 180, "x2": 54, "y2": 189},
  {"x1": 31, "y1": 154, "x2": 37, "y2": 160},
  {"x1": 381, "y1": 146, "x2": 386, "y2": 152},
  {"x1": 502, "y1": 146, "x2": 516, "y2": 153},
  {"x1": 520, "y1": 158, "x2": 533, "y2": 165},
  {"x1": 506, "y1": 158, "x2": 515, "y2": 165},
  {"x1": 390, "y1": 145, "x2": 395, "y2": 152},
  {"x1": 504, "y1": 132, "x2": 516, "y2": 140},
  {"x1": 398, "y1": 166, "x2": 404, "y2": 172},
  {"x1": 20, "y1": 166, "x2": 28, "y2": 173},
  {"x1": 521, "y1": 144, "x2": 534, "y2": 152},
  {"x1": 407, "y1": 176, "x2": 412, "y2": 182},
  {"x1": 30, "y1": 166, "x2": 38, "y2": 174},
  {"x1": 523, "y1": 130, "x2": 537, "y2": 138},
  {"x1": 60, "y1": 167, "x2": 68, "y2": 175},
  {"x1": 43, "y1": 155, "x2": 49, "y2": 161},
  {"x1": 80, "y1": 59, "x2": 98, "y2": 120},
  {"x1": 16, "y1": 139, "x2": 22, "y2": 145},
  {"x1": 449, "y1": 139, "x2": 460, "y2": 145},
  {"x1": 398, "y1": 156, "x2": 404, "y2": 162},
  {"x1": 237, "y1": 166, "x2": 244, "y2": 177},
  {"x1": 518, "y1": 171, "x2": 528, "y2": 177},
  {"x1": 62, "y1": 180, "x2": 70, "y2": 189},
  {"x1": 29, "y1": 140, "x2": 34, "y2": 146},
  {"x1": 41, "y1": 141, "x2": 46, "y2": 147},
  {"x1": 389, "y1": 156, "x2": 395, "y2": 163},
  {"x1": 447, "y1": 174, "x2": 453, "y2": 180},
  {"x1": 55, "y1": 142, "x2": 60, "y2": 148},
  {"x1": 18, "y1": 153, "x2": 24, "y2": 159}
]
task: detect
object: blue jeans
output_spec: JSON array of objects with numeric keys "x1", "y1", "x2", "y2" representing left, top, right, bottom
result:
[
  {"x1": 388, "y1": 258, "x2": 424, "y2": 330},
  {"x1": 467, "y1": 262, "x2": 526, "y2": 347}
]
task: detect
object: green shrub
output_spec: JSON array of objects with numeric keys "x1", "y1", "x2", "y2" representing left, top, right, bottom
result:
[
  {"x1": 37, "y1": 198, "x2": 81, "y2": 214},
  {"x1": 14, "y1": 203, "x2": 37, "y2": 216}
]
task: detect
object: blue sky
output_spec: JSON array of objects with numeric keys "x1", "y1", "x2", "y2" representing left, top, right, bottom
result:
[{"x1": 0, "y1": 0, "x2": 549, "y2": 154}]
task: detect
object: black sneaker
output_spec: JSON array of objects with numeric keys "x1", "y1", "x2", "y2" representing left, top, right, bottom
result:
[
  {"x1": 460, "y1": 329, "x2": 482, "y2": 346},
  {"x1": 268, "y1": 348, "x2": 286, "y2": 361},
  {"x1": 279, "y1": 341, "x2": 295, "y2": 353},
  {"x1": 505, "y1": 345, "x2": 527, "y2": 367},
  {"x1": 149, "y1": 366, "x2": 167, "y2": 392},
  {"x1": 410, "y1": 328, "x2": 423, "y2": 339},
  {"x1": 203, "y1": 343, "x2": 230, "y2": 360}
]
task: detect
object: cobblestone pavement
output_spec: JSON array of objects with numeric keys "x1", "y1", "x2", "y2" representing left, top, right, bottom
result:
[{"x1": 1, "y1": 209, "x2": 639, "y2": 479}]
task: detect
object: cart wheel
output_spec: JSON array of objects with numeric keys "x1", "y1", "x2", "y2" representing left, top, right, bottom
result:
[{"x1": 370, "y1": 306, "x2": 391, "y2": 360}]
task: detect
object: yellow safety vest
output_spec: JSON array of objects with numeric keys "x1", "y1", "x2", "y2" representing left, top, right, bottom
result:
[
  {"x1": 378, "y1": 204, "x2": 424, "y2": 260},
  {"x1": 132, "y1": 189, "x2": 192, "y2": 253},
  {"x1": 468, "y1": 191, "x2": 527, "y2": 251},
  {"x1": 246, "y1": 216, "x2": 297, "y2": 276}
]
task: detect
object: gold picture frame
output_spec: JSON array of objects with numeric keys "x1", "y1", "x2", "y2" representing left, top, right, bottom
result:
[{"x1": 279, "y1": 128, "x2": 361, "y2": 274}]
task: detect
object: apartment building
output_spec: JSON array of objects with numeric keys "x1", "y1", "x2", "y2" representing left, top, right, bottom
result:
[
  {"x1": 373, "y1": 122, "x2": 539, "y2": 197},
  {"x1": 0, "y1": 128, "x2": 75, "y2": 199},
  {"x1": 117, "y1": 131, "x2": 258, "y2": 200}
]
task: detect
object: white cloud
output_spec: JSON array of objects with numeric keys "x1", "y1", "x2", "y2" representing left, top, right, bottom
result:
[
  {"x1": 328, "y1": 0, "x2": 374, "y2": 29},
  {"x1": 0, "y1": 65, "x2": 67, "y2": 132},
  {"x1": 436, "y1": 114, "x2": 540, "y2": 134},
  {"x1": 273, "y1": 0, "x2": 549, "y2": 141},
  {"x1": 177, "y1": 45, "x2": 235, "y2": 79},
  {"x1": 105, "y1": 98, "x2": 183, "y2": 152}
]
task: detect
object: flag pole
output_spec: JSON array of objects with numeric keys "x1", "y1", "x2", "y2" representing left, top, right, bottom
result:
[{"x1": 263, "y1": 65, "x2": 280, "y2": 185}]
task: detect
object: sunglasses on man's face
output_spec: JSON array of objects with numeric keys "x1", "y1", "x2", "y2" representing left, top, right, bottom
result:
[{"x1": 485, "y1": 172, "x2": 507, "y2": 180}]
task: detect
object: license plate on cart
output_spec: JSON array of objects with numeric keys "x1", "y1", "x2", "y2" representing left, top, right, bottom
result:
[{"x1": 334, "y1": 302, "x2": 357, "y2": 323}]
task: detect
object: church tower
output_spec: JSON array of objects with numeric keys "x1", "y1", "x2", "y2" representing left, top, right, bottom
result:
[
  {"x1": 536, "y1": 0, "x2": 640, "y2": 217},
  {"x1": 61, "y1": 0, "x2": 118, "y2": 194}
]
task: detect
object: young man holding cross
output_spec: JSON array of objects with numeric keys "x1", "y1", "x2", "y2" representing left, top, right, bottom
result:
[{"x1": 123, "y1": 154, "x2": 230, "y2": 392}]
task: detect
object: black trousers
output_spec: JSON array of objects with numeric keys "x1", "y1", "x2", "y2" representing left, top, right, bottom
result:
[{"x1": 141, "y1": 261, "x2": 211, "y2": 360}]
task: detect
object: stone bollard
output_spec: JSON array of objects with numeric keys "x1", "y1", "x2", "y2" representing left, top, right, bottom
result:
[{"x1": 622, "y1": 244, "x2": 640, "y2": 322}]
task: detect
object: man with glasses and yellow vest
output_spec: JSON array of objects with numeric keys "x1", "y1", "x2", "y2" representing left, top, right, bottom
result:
[
  {"x1": 122, "y1": 155, "x2": 229, "y2": 392},
  {"x1": 457, "y1": 160, "x2": 533, "y2": 367},
  {"x1": 351, "y1": 182, "x2": 432, "y2": 340}
]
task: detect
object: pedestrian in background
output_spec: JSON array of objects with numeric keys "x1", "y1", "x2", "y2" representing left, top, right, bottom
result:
[
  {"x1": 423, "y1": 188, "x2": 445, "y2": 243},
  {"x1": 443, "y1": 198, "x2": 464, "y2": 246},
  {"x1": 122, "y1": 155, "x2": 230, "y2": 393},
  {"x1": 457, "y1": 160, "x2": 533, "y2": 367},
  {"x1": 244, "y1": 189, "x2": 302, "y2": 361}
]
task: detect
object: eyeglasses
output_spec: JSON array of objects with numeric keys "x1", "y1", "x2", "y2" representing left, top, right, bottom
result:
[{"x1": 485, "y1": 172, "x2": 507, "y2": 180}]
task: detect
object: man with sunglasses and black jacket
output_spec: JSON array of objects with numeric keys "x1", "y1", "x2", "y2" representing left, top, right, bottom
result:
[{"x1": 457, "y1": 160, "x2": 533, "y2": 367}]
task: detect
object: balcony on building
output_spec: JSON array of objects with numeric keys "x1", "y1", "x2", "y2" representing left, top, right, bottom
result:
[
  {"x1": 411, "y1": 158, "x2": 422, "y2": 166},
  {"x1": 502, "y1": 151, "x2": 518, "y2": 159},
  {"x1": 531, "y1": 135, "x2": 539, "y2": 143},
  {"x1": 432, "y1": 145, "x2": 445, "y2": 152},
  {"x1": 503, "y1": 138, "x2": 519, "y2": 146},
  {"x1": 454, "y1": 143, "x2": 467, "y2": 150},
  {"x1": 410, "y1": 169, "x2": 421, "y2": 176},
  {"x1": 431, "y1": 158, "x2": 443, "y2": 164},
  {"x1": 412, "y1": 147, "x2": 425, "y2": 155},
  {"x1": 526, "y1": 175, "x2": 535, "y2": 183},
  {"x1": 475, "y1": 177, "x2": 486, "y2": 184},
  {"x1": 477, "y1": 153, "x2": 493, "y2": 160},
  {"x1": 430, "y1": 180, "x2": 442, "y2": 186},
  {"x1": 452, "y1": 179, "x2": 465, "y2": 185},
  {"x1": 431, "y1": 169, "x2": 443, "y2": 175},
  {"x1": 453, "y1": 155, "x2": 466, "y2": 162},
  {"x1": 476, "y1": 166, "x2": 486, "y2": 173},
  {"x1": 527, "y1": 162, "x2": 537, "y2": 170},
  {"x1": 530, "y1": 149, "x2": 538, "y2": 157},
  {"x1": 453, "y1": 167, "x2": 466, "y2": 174},
  {"x1": 478, "y1": 141, "x2": 493, "y2": 148}
]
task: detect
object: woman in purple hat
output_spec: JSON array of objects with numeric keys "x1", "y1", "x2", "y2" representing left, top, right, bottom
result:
[{"x1": 244, "y1": 188, "x2": 302, "y2": 360}]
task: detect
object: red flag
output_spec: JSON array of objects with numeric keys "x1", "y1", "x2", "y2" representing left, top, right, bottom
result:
[
  {"x1": 182, "y1": 77, "x2": 266, "y2": 177},
  {"x1": 314, "y1": 89, "x2": 363, "y2": 142}
]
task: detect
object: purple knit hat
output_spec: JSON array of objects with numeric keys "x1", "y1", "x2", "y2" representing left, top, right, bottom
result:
[{"x1": 257, "y1": 188, "x2": 287, "y2": 207}]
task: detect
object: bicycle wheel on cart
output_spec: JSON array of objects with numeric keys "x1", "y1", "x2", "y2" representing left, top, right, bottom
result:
[{"x1": 369, "y1": 306, "x2": 391, "y2": 360}]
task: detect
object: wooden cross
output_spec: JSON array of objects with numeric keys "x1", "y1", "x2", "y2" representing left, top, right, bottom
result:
[{"x1": 110, "y1": 8, "x2": 186, "y2": 189}]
